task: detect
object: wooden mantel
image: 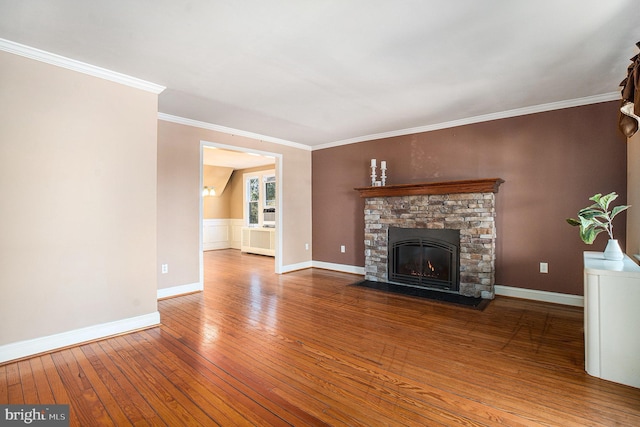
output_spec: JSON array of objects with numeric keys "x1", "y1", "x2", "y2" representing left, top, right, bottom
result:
[{"x1": 355, "y1": 178, "x2": 504, "y2": 198}]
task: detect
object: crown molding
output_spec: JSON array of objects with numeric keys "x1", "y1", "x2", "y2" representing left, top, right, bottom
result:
[
  {"x1": 313, "y1": 92, "x2": 621, "y2": 151},
  {"x1": 158, "y1": 112, "x2": 311, "y2": 151},
  {"x1": 0, "y1": 38, "x2": 165, "y2": 94}
]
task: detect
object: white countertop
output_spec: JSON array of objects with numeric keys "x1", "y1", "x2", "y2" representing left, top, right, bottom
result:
[{"x1": 584, "y1": 251, "x2": 640, "y2": 275}]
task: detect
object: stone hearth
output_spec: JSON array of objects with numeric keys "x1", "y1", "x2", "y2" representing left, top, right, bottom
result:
[{"x1": 356, "y1": 179, "x2": 503, "y2": 298}]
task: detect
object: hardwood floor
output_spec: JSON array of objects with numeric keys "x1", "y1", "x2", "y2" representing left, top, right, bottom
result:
[{"x1": 2, "y1": 249, "x2": 640, "y2": 426}]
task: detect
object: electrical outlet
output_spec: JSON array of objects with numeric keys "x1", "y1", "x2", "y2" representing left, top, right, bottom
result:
[
  {"x1": 540, "y1": 262, "x2": 548, "y2": 274},
  {"x1": 161, "y1": 264, "x2": 169, "y2": 274},
  {"x1": 340, "y1": 245, "x2": 346, "y2": 253},
  {"x1": 305, "y1": 243, "x2": 309, "y2": 250}
]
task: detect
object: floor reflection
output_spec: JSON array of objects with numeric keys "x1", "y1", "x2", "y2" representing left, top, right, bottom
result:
[{"x1": 248, "y1": 274, "x2": 278, "y2": 329}]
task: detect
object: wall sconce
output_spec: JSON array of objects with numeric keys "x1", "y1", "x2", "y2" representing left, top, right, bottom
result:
[{"x1": 202, "y1": 186, "x2": 216, "y2": 196}]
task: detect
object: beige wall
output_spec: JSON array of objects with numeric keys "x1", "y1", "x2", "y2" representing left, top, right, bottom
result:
[
  {"x1": 228, "y1": 171, "x2": 244, "y2": 219},
  {"x1": 628, "y1": 130, "x2": 640, "y2": 257},
  {"x1": 157, "y1": 120, "x2": 312, "y2": 290},
  {"x1": 0, "y1": 51, "x2": 159, "y2": 346},
  {"x1": 203, "y1": 165, "x2": 232, "y2": 219}
]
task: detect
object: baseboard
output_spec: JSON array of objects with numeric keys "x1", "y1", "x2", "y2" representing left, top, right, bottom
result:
[
  {"x1": 157, "y1": 282, "x2": 203, "y2": 299},
  {"x1": 306, "y1": 262, "x2": 583, "y2": 307},
  {"x1": 494, "y1": 285, "x2": 584, "y2": 307},
  {"x1": 203, "y1": 242, "x2": 232, "y2": 251},
  {"x1": 281, "y1": 260, "x2": 313, "y2": 273},
  {"x1": 0, "y1": 311, "x2": 161, "y2": 364},
  {"x1": 312, "y1": 261, "x2": 366, "y2": 275}
]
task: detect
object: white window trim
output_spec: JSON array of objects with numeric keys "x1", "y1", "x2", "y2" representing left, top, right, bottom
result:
[
  {"x1": 243, "y1": 169, "x2": 276, "y2": 227},
  {"x1": 263, "y1": 173, "x2": 276, "y2": 209}
]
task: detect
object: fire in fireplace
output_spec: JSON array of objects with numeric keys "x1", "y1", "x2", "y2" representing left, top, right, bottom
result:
[{"x1": 388, "y1": 227, "x2": 460, "y2": 292}]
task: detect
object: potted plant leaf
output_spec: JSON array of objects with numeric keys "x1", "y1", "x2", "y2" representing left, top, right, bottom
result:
[{"x1": 566, "y1": 192, "x2": 630, "y2": 260}]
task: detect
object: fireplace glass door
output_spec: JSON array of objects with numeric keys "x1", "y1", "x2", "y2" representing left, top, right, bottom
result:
[{"x1": 388, "y1": 228, "x2": 460, "y2": 291}]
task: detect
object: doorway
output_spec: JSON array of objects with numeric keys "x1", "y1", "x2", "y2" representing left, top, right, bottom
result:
[{"x1": 199, "y1": 141, "x2": 283, "y2": 285}]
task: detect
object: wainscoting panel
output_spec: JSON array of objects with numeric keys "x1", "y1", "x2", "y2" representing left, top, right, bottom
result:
[
  {"x1": 203, "y1": 219, "x2": 243, "y2": 251},
  {"x1": 230, "y1": 219, "x2": 243, "y2": 249}
]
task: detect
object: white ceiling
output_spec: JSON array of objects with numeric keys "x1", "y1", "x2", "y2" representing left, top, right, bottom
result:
[
  {"x1": 0, "y1": 1, "x2": 638, "y2": 148},
  {"x1": 203, "y1": 146, "x2": 275, "y2": 169}
]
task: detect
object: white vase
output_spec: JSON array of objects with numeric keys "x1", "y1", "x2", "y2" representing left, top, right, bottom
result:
[{"x1": 603, "y1": 239, "x2": 624, "y2": 261}]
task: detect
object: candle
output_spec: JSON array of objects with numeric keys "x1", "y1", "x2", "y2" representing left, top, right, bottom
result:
[
  {"x1": 381, "y1": 161, "x2": 386, "y2": 169},
  {"x1": 371, "y1": 159, "x2": 376, "y2": 167}
]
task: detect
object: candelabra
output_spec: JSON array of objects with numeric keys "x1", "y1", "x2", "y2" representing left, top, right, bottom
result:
[
  {"x1": 371, "y1": 159, "x2": 377, "y2": 186},
  {"x1": 381, "y1": 160, "x2": 387, "y2": 186},
  {"x1": 370, "y1": 159, "x2": 387, "y2": 186}
]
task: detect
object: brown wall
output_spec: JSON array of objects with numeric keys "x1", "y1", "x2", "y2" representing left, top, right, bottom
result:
[
  {"x1": 0, "y1": 51, "x2": 159, "y2": 345},
  {"x1": 312, "y1": 102, "x2": 627, "y2": 295}
]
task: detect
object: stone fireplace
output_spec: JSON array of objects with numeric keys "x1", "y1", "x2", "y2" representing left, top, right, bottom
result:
[{"x1": 355, "y1": 179, "x2": 503, "y2": 298}]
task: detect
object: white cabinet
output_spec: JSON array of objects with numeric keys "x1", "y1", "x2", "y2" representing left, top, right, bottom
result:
[
  {"x1": 241, "y1": 227, "x2": 276, "y2": 257},
  {"x1": 584, "y1": 251, "x2": 640, "y2": 388}
]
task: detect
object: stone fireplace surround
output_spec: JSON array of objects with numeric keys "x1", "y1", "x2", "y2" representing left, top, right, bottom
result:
[{"x1": 355, "y1": 179, "x2": 504, "y2": 298}]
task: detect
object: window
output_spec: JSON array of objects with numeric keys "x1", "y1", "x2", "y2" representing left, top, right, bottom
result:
[
  {"x1": 264, "y1": 175, "x2": 276, "y2": 208},
  {"x1": 244, "y1": 170, "x2": 276, "y2": 226},
  {"x1": 247, "y1": 177, "x2": 260, "y2": 226}
]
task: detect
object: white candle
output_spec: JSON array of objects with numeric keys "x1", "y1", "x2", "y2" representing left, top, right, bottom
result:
[
  {"x1": 371, "y1": 159, "x2": 376, "y2": 167},
  {"x1": 381, "y1": 161, "x2": 386, "y2": 169}
]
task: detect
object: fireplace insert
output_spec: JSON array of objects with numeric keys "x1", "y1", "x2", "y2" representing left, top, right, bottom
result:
[{"x1": 388, "y1": 227, "x2": 460, "y2": 292}]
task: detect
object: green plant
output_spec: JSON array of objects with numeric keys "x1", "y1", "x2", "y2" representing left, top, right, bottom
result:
[{"x1": 566, "y1": 192, "x2": 630, "y2": 244}]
